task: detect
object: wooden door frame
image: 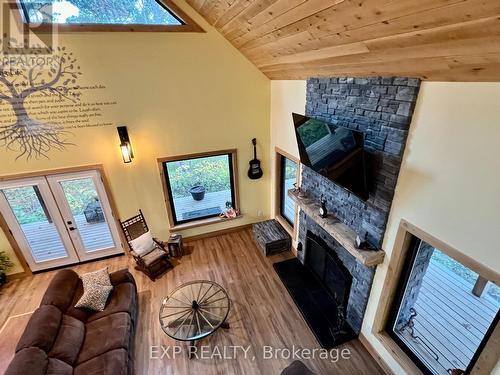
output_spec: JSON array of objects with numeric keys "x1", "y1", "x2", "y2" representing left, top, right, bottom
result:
[
  {"x1": 274, "y1": 147, "x2": 300, "y2": 241},
  {"x1": 372, "y1": 219, "x2": 500, "y2": 375},
  {"x1": 0, "y1": 165, "x2": 126, "y2": 277}
]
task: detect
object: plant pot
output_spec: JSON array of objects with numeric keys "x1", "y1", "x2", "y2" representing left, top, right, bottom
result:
[
  {"x1": 0, "y1": 272, "x2": 6, "y2": 286},
  {"x1": 189, "y1": 186, "x2": 206, "y2": 201}
]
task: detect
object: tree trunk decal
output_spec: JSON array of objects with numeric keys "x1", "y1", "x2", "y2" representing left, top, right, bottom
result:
[{"x1": 0, "y1": 42, "x2": 82, "y2": 160}]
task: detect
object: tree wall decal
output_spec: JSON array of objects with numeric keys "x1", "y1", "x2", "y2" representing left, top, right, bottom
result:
[{"x1": 0, "y1": 39, "x2": 82, "y2": 160}]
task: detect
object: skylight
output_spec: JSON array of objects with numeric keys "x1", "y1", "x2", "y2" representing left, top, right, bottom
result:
[{"x1": 20, "y1": 0, "x2": 183, "y2": 25}]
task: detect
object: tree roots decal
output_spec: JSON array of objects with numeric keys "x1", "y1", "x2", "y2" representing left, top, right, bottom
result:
[{"x1": 0, "y1": 39, "x2": 82, "y2": 160}]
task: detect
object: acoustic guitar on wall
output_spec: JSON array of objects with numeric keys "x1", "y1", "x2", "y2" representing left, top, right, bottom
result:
[{"x1": 248, "y1": 138, "x2": 263, "y2": 180}]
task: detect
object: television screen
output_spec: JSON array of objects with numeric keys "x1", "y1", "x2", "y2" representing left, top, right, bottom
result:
[{"x1": 292, "y1": 113, "x2": 369, "y2": 200}]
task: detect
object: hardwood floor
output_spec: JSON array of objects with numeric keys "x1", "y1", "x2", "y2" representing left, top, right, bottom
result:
[{"x1": 0, "y1": 229, "x2": 384, "y2": 375}]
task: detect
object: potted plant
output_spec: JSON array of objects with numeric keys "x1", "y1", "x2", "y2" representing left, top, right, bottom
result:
[
  {"x1": 0, "y1": 251, "x2": 14, "y2": 286},
  {"x1": 189, "y1": 185, "x2": 206, "y2": 201}
]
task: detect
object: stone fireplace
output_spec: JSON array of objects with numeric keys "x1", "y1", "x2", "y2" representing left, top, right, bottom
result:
[{"x1": 274, "y1": 76, "x2": 421, "y2": 348}]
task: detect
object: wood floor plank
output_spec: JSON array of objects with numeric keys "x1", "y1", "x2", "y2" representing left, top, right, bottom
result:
[{"x1": 0, "y1": 229, "x2": 385, "y2": 375}]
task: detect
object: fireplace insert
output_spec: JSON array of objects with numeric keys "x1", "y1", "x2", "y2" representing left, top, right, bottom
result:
[{"x1": 273, "y1": 231, "x2": 356, "y2": 348}]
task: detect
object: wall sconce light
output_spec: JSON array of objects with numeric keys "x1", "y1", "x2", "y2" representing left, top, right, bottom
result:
[{"x1": 117, "y1": 126, "x2": 134, "y2": 163}]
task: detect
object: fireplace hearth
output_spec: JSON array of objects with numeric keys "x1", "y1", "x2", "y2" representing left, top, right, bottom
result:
[{"x1": 273, "y1": 232, "x2": 356, "y2": 348}]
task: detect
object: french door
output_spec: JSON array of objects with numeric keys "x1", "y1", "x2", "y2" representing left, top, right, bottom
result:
[{"x1": 0, "y1": 170, "x2": 123, "y2": 271}]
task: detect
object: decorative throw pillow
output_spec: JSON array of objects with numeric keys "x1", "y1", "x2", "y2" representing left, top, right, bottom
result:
[
  {"x1": 75, "y1": 280, "x2": 113, "y2": 312},
  {"x1": 80, "y1": 267, "x2": 112, "y2": 286},
  {"x1": 129, "y1": 231, "x2": 157, "y2": 256}
]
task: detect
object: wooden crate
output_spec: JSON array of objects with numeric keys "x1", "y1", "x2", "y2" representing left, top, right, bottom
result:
[{"x1": 252, "y1": 220, "x2": 291, "y2": 256}]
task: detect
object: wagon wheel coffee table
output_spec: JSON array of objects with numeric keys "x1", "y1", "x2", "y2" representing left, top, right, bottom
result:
[{"x1": 159, "y1": 280, "x2": 231, "y2": 358}]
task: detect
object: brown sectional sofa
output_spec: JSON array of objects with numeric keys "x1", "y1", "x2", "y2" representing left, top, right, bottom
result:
[{"x1": 5, "y1": 268, "x2": 138, "y2": 375}]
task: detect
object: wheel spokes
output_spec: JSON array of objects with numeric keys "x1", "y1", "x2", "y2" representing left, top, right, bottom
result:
[
  {"x1": 160, "y1": 307, "x2": 192, "y2": 319},
  {"x1": 201, "y1": 296, "x2": 227, "y2": 306},
  {"x1": 197, "y1": 309, "x2": 214, "y2": 329},
  {"x1": 173, "y1": 310, "x2": 194, "y2": 337},
  {"x1": 168, "y1": 295, "x2": 192, "y2": 307},
  {"x1": 199, "y1": 307, "x2": 223, "y2": 320},
  {"x1": 197, "y1": 284, "x2": 213, "y2": 304},
  {"x1": 199, "y1": 288, "x2": 223, "y2": 305}
]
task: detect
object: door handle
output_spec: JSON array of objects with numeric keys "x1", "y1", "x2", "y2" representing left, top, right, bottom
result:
[{"x1": 69, "y1": 227, "x2": 76, "y2": 231}]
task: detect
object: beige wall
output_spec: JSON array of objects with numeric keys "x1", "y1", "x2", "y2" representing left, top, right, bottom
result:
[
  {"x1": 364, "y1": 81, "x2": 500, "y2": 373},
  {"x1": 270, "y1": 80, "x2": 500, "y2": 373},
  {"x1": 0, "y1": 1, "x2": 270, "y2": 275},
  {"x1": 269, "y1": 81, "x2": 306, "y2": 220}
]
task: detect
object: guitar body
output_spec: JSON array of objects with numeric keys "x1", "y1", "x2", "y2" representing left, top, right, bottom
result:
[{"x1": 248, "y1": 138, "x2": 263, "y2": 180}]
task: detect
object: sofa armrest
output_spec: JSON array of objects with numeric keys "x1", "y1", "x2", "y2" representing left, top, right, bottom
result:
[{"x1": 109, "y1": 269, "x2": 136, "y2": 287}]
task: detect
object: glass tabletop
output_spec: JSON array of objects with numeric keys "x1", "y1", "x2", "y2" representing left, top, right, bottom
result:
[{"x1": 159, "y1": 280, "x2": 230, "y2": 341}]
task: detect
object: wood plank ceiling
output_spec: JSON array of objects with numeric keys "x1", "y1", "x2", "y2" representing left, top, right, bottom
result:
[{"x1": 186, "y1": 0, "x2": 500, "y2": 81}]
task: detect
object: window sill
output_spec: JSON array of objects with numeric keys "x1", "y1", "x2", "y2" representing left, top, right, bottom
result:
[{"x1": 170, "y1": 214, "x2": 243, "y2": 231}]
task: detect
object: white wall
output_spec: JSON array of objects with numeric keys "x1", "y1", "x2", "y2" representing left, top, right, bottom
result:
[{"x1": 270, "y1": 80, "x2": 500, "y2": 374}]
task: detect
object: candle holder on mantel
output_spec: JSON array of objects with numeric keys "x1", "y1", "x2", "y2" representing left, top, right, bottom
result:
[{"x1": 298, "y1": 188, "x2": 308, "y2": 200}]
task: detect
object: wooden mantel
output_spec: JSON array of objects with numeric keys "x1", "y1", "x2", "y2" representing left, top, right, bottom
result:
[{"x1": 288, "y1": 189, "x2": 385, "y2": 267}]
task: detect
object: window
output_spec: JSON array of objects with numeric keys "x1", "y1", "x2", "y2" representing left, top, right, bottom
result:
[
  {"x1": 159, "y1": 150, "x2": 239, "y2": 228},
  {"x1": 275, "y1": 148, "x2": 299, "y2": 231},
  {"x1": 17, "y1": 0, "x2": 203, "y2": 32},
  {"x1": 386, "y1": 236, "x2": 499, "y2": 375}
]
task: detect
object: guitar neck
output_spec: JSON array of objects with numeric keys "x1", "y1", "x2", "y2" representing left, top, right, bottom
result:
[{"x1": 252, "y1": 138, "x2": 257, "y2": 159}]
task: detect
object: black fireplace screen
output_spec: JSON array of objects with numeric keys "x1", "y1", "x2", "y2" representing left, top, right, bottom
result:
[{"x1": 305, "y1": 232, "x2": 352, "y2": 309}]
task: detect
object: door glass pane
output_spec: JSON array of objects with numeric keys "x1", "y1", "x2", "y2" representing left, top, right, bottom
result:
[
  {"x1": 59, "y1": 178, "x2": 115, "y2": 252},
  {"x1": 390, "y1": 240, "x2": 500, "y2": 375},
  {"x1": 2, "y1": 186, "x2": 68, "y2": 262},
  {"x1": 164, "y1": 154, "x2": 234, "y2": 224},
  {"x1": 280, "y1": 157, "x2": 297, "y2": 225}
]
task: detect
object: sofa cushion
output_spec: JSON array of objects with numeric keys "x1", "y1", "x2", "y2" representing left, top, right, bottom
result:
[
  {"x1": 142, "y1": 248, "x2": 167, "y2": 266},
  {"x1": 75, "y1": 280, "x2": 113, "y2": 312},
  {"x1": 110, "y1": 269, "x2": 136, "y2": 287},
  {"x1": 46, "y1": 358, "x2": 73, "y2": 375},
  {"x1": 57, "y1": 282, "x2": 89, "y2": 323},
  {"x1": 129, "y1": 231, "x2": 157, "y2": 256},
  {"x1": 77, "y1": 312, "x2": 132, "y2": 364},
  {"x1": 87, "y1": 282, "x2": 137, "y2": 324},
  {"x1": 40, "y1": 269, "x2": 80, "y2": 312},
  {"x1": 48, "y1": 315, "x2": 85, "y2": 365},
  {"x1": 74, "y1": 349, "x2": 129, "y2": 375},
  {"x1": 16, "y1": 305, "x2": 62, "y2": 353},
  {"x1": 80, "y1": 267, "x2": 112, "y2": 286},
  {"x1": 5, "y1": 347, "x2": 48, "y2": 375}
]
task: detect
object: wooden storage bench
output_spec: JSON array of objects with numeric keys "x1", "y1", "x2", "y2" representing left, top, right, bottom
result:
[{"x1": 252, "y1": 219, "x2": 291, "y2": 256}]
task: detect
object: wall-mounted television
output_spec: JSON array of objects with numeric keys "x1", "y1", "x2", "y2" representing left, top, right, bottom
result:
[{"x1": 292, "y1": 113, "x2": 369, "y2": 200}]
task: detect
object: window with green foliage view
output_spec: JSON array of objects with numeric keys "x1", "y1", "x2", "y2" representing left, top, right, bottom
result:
[
  {"x1": 162, "y1": 152, "x2": 237, "y2": 226},
  {"x1": 20, "y1": 0, "x2": 183, "y2": 25}
]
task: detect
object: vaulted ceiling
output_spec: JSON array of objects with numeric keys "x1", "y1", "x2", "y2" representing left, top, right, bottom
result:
[{"x1": 186, "y1": 0, "x2": 500, "y2": 81}]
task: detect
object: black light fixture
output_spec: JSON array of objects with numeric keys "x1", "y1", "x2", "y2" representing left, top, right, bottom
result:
[{"x1": 117, "y1": 126, "x2": 134, "y2": 163}]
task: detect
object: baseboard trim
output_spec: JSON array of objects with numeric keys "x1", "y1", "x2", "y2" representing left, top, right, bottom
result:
[
  {"x1": 359, "y1": 333, "x2": 395, "y2": 375},
  {"x1": 184, "y1": 223, "x2": 253, "y2": 242},
  {"x1": 4, "y1": 271, "x2": 29, "y2": 280}
]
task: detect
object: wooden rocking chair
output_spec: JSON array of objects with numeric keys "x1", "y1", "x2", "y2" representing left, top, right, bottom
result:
[{"x1": 119, "y1": 210, "x2": 173, "y2": 281}]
